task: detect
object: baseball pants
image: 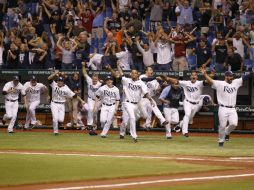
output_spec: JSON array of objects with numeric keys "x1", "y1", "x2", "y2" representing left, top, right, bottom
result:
[
  {"x1": 24, "y1": 100, "x2": 40, "y2": 129},
  {"x1": 4, "y1": 100, "x2": 19, "y2": 132},
  {"x1": 122, "y1": 102, "x2": 140, "y2": 139},
  {"x1": 182, "y1": 100, "x2": 200, "y2": 135},
  {"x1": 100, "y1": 104, "x2": 116, "y2": 136},
  {"x1": 163, "y1": 107, "x2": 179, "y2": 137},
  {"x1": 139, "y1": 98, "x2": 166, "y2": 127},
  {"x1": 218, "y1": 107, "x2": 238, "y2": 143},
  {"x1": 51, "y1": 102, "x2": 65, "y2": 134},
  {"x1": 87, "y1": 97, "x2": 97, "y2": 126}
]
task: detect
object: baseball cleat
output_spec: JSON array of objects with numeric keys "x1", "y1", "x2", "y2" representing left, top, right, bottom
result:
[
  {"x1": 218, "y1": 142, "x2": 224, "y2": 147},
  {"x1": 225, "y1": 135, "x2": 230, "y2": 141},
  {"x1": 166, "y1": 136, "x2": 172, "y2": 139},
  {"x1": 133, "y1": 138, "x2": 138, "y2": 143},
  {"x1": 183, "y1": 133, "x2": 189, "y2": 137},
  {"x1": 8, "y1": 131, "x2": 14, "y2": 134},
  {"x1": 89, "y1": 130, "x2": 98, "y2": 136},
  {"x1": 101, "y1": 135, "x2": 107, "y2": 138},
  {"x1": 120, "y1": 135, "x2": 124, "y2": 139},
  {"x1": 173, "y1": 125, "x2": 181, "y2": 133},
  {"x1": 54, "y1": 133, "x2": 59, "y2": 136},
  {"x1": 161, "y1": 121, "x2": 169, "y2": 127}
]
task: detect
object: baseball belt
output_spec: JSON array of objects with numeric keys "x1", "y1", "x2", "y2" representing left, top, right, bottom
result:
[
  {"x1": 6, "y1": 99, "x2": 18, "y2": 102},
  {"x1": 103, "y1": 103, "x2": 116, "y2": 106}
]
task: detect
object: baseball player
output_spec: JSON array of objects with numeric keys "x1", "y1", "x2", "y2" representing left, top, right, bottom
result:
[
  {"x1": 108, "y1": 64, "x2": 153, "y2": 142},
  {"x1": 48, "y1": 71, "x2": 84, "y2": 135},
  {"x1": 201, "y1": 68, "x2": 248, "y2": 147},
  {"x1": 94, "y1": 76, "x2": 120, "y2": 138},
  {"x1": 2, "y1": 76, "x2": 23, "y2": 133},
  {"x1": 164, "y1": 71, "x2": 206, "y2": 137},
  {"x1": 82, "y1": 62, "x2": 102, "y2": 135},
  {"x1": 139, "y1": 66, "x2": 169, "y2": 129},
  {"x1": 174, "y1": 95, "x2": 213, "y2": 132},
  {"x1": 159, "y1": 80, "x2": 184, "y2": 139},
  {"x1": 22, "y1": 76, "x2": 47, "y2": 130}
]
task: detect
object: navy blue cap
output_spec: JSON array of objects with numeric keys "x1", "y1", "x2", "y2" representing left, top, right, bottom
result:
[
  {"x1": 203, "y1": 96, "x2": 210, "y2": 104},
  {"x1": 105, "y1": 75, "x2": 113, "y2": 81},
  {"x1": 225, "y1": 71, "x2": 233, "y2": 77},
  {"x1": 57, "y1": 76, "x2": 64, "y2": 81},
  {"x1": 13, "y1": 76, "x2": 19, "y2": 81},
  {"x1": 30, "y1": 75, "x2": 37, "y2": 81}
]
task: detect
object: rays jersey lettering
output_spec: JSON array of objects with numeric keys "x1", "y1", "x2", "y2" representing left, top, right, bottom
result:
[
  {"x1": 96, "y1": 85, "x2": 120, "y2": 104},
  {"x1": 186, "y1": 86, "x2": 198, "y2": 92},
  {"x1": 22, "y1": 82, "x2": 45, "y2": 102},
  {"x1": 50, "y1": 81, "x2": 75, "y2": 103},
  {"x1": 3, "y1": 81, "x2": 23, "y2": 100},
  {"x1": 224, "y1": 86, "x2": 237, "y2": 94},
  {"x1": 212, "y1": 78, "x2": 243, "y2": 107},
  {"x1": 179, "y1": 80, "x2": 204, "y2": 102},
  {"x1": 128, "y1": 83, "x2": 141, "y2": 90},
  {"x1": 122, "y1": 77, "x2": 148, "y2": 102},
  {"x1": 86, "y1": 75, "x2": 102, "y2": 99}
]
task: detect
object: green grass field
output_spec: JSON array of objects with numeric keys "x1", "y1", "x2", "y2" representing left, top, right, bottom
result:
[{"x1": 0, "y1": 131, "x2": 253, "y2": 189}]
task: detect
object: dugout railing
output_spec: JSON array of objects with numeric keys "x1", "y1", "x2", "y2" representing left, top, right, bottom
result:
[{"x1": 0, "y1": 69, "x2": 253, "y2": 134}]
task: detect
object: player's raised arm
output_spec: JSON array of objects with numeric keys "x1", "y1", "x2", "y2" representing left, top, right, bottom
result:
[
  {"x1": 200, "y1": 67, "x2": 213, "y2": 85},
  {"x1": 48, "y1": 70, "x2": 59, "y2": 81},
  {"x1": 106, "y1": 64, "x2": 122, "y2": 78},
  {"x1": 161, "y1": 75, "x2": 178, "y2": 84}
]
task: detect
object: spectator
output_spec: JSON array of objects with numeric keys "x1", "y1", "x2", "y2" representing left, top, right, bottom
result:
[
  {"x1": 7, "y1": 43, "x2": 18, "y2": 69},
  {"x1": 176, "y1": 0, "x2": 195, "y2": 26},
  {"x1": 225, "y1": 47, "x2": 243, "y2": 71},
  {"x1": 196, "y1": 40, "x2": 212, "y2": 69},
  {"x1": 212, "y1": 37, "x2": 227, "y2": 71},
  {"x1": 56, "y1": 36, "x2": 78, "y2": 70},
  {"x1": 17, "y1": 43, "x2": 29, "y2": 69},
  {"x1": 149, "y1": 0, "x2": 163, "y2": 32}
]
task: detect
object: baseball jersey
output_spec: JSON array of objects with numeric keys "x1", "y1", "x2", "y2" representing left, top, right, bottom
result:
[
  {"x1": 85, "y1": 75, "x2": 102, "y2": 100},
  {"x1": 212, "y1": 78, "x2": 243, "y2": 107},
  {"x1": 50, "y1": 81, "x2": 75, "y2": 103},
  {"x1": 139, "y1": 74, "x2": 160, "y2": 97},
  {"x1": 3, "y1": 81, "x2": 23, "y2": 100},
  {"x1": 122, "y1": 76, "x2": 148, "y2": 103},
  {"x1": 95, "y1": 85, "x2": 120, "y2": 105},
  {"x1": 22, "y1": 82, "x2": 46, "y2": 102},
  {"x1": 179, "y1": 80, "x2": 204, "y2": 102},
  {"x1": 159, "y1": 85, "x2": 183, "y2": 108}
]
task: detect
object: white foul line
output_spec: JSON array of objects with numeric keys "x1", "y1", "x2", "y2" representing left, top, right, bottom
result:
[
  {"x1": 0, "y1": 151, "x2": 254, "y2": 163},
  {"x1": 42, "y1": 173, "x2": 254, "y2": 190}
]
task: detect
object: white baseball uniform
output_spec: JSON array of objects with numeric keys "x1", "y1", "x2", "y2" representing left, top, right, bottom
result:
[
  {"x1": 50, "y1": 81, "x2": 76, "y2": 134},
  {"x1": 3, "y1": 81, "x2": 23, "y2": 132},
  {"x1": 212, "y1": 78, "x2": 243, "y2": 143},
  {"x1": 120, "y1": 76, "x2": 148, "y2": 139},
  {"x1": 139, "y1": 74, "x2": 166, "y2": 128},
  {"x1": 85, "y1": 75, "x2": 102, "y2": 126},
  {"x1": 22, "y1": 82, "x2": 46, "y2": 129},
  {"x1": 77, "y1": 103, "x2": 89, "y2": 128},
  {"x1": 179, "y1": 80, "x2": 204, "y2": 135},
  {"x1": 95, "y1": 85, "x2": 120, "y2": 136}
]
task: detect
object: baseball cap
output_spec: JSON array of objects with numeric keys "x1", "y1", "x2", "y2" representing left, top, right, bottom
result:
[
  {"x1": 57, "y1": 76, "x2": 64, "y2": 81},
  {"x1": 225, "y1": 71, "x2": 233, "y2": 77},
  {"x1": 203, "y1": 96, "x2": 210, "y2": 104},
  {"x1": 30, "y1": 75, "x2": 37, "y2": 81},
  {"x1": 105, "y1": 75, "x2": 113, "y2": 81},
  {"x1": 13, "y1": 76, "x2": 19, "y2": 81}
]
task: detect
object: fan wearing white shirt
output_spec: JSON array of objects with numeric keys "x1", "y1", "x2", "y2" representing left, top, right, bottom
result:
[
  {"x1": 164, "y1": 71, "x2": 206, "y2": 137},
  {"x1": 136, "y1": 38, "x2": 155, "y2": 67},
  {"x1": 115, "y1": 45, "x2": 130, "y2": 70},
  {"x1": 2, "y1": 76, "x2": 23, "y2": 133},
  {"x1": 22, "y1": 76, "x2": 47, "y2": 130},
  {"x1": 201, "y1": 68, "x2": 249, "y2": 147}
]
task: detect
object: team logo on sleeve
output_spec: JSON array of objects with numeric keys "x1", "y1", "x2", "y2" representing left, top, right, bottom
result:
[{"x1": 224, "y1": 86, "x2": 236, "y2": 94}]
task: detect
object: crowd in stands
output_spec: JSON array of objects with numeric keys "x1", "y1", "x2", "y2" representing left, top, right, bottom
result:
[{"x1": 0, "y1": 0, "x2": 253, "y2": 72}]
